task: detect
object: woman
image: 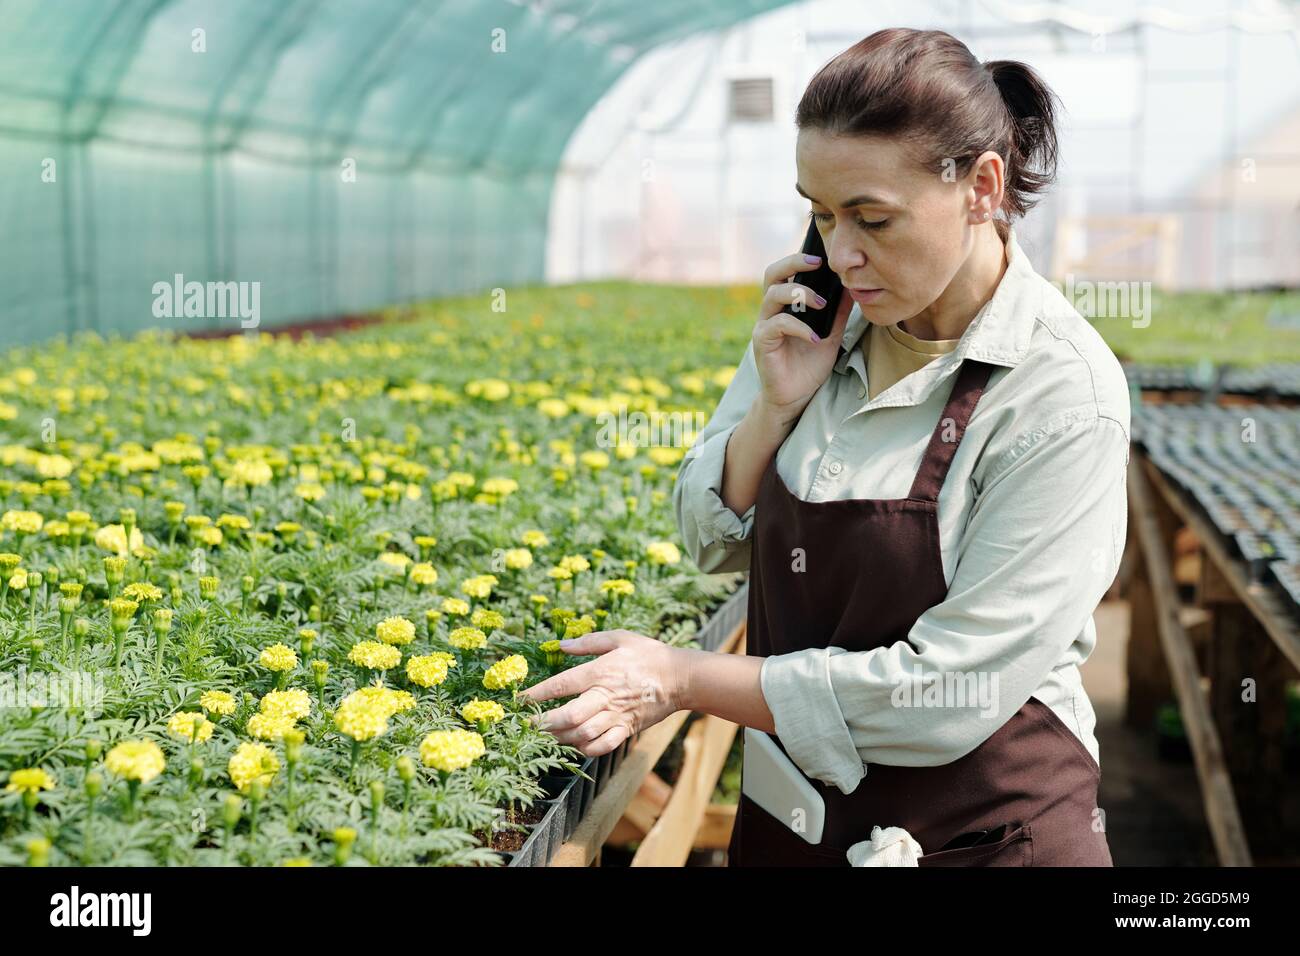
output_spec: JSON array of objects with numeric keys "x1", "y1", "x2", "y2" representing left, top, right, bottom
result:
[{"x1": 521, "y1": 28, "x2": 1128, "y2": 866}]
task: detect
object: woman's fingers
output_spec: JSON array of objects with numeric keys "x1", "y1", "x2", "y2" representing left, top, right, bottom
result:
[
  {"x1": 763, "y1": 252, "x2": 826, "y2": 289},
  {"x1": 517, "y1": 658, "x2": 600, "y2": 704},
  {"x1": 555, "y1": 631, "x2": 622, "y2": 657},
  {"x1": 760, "y1": 279, "x2": 830, "y2": 320},
  {"x1": 755, "y1": 311, "x2": 824, "y2": 349},
  {"x1": 534, "y1": 686, "x2": 611, "y2": 733},
  {"x1": 560, "y1": 708, "x2": 621, "y2": 747},
  {"x1": 584, "y1": 723, "x2": 631, "y2": 757}
]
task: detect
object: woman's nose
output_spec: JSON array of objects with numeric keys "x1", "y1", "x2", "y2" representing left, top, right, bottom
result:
[{"x1": 826, "y1": 228, "x2": 864, "y2": 276}]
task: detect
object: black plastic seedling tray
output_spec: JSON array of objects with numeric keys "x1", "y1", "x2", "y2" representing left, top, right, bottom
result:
[{"x1": 502, "y1": 584, "x2": 744, "y2": 865}]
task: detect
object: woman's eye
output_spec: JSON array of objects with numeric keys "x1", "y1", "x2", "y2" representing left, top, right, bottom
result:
[{"x1": 809, "y1": 210, "x2": 887, "y2": 231}]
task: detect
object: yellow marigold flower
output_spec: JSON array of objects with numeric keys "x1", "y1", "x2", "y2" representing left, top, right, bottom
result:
[
  {"x1": 93, "y1": 523, "x2": 143, "y2": 556},
  {"x1": 440, "y1": 597, "x2": 470, "y2": 616},
  {"x1": 483, "y1": 654, "x2": 528, "y2": 690},
  {"x1": 65, "y1": 510, "x2": 92, "y2": 531},
  {"x1": 645, "y1": 541, "x2": 682, "y2": 565},
  {"x1": 1, "y1": 510, "x2": 43, "y2": 534},
  {"x1": 539, "y1": 639, "x2": 562, "y2": 653},
  {"x1": 347, "y1": 640, "x2": 401, "y2": 670},
  {"x1": 600, "y1": 578, "x2": 636, "y2": 597},
  {"x1": 429, "y1": 650, "x2": 457, "y2": 667},
  {"x1": 447, "y1": 626, "x2": 487, "y2": 651},
  {"x1": 419, "y1": 729, "x2": 485, "y2": 772},
  {"x1": 470, "y1": 608, "x2": 505, "y2": 631},
  {"x1": 481, "y1": 477, "x2": 518, "y2": 497},
  {"x1": 406, "y1": 654, "x2": 450, "y2": 687},
  {"x1": 226, "y1": 458, "x2": 273, "y2": 488},
  {"x1": 259, "y1": 688, "x2": 312, "y2": 720},
  {"x1": 529, "y1": 594, "x2": 549, "y2": 606},
  {"x1": 461, "y1": 699, "x2": 506, "y2": 726},
  {"x1": 376, "y1": 615, "x2": 416, "y2": 645},
  {"x1": 108, "y1": 597, "x2": 139, "y2": 622},
  {"x1": 564, "y1": 615, "x2": 596, "y2": 639},
  {"x1": 259, "y1": 643, "x2": 299, "y2": 672},
  {"x1": 294, "y1": 482, "x2": 326, "y2": 502},
  {"x1": 647, "y1": 447, "x2": 684, "y2": 466},
  {"x1": 547, "y1": 566, "x2": 572, "y2": 581},
  {"x1": 378, "y1": 551, "x2": 411, "y2": 571},
  {"x1": 6, "y1": 768, "x2": 56, "y2": 794},
  {"x1": 200, "y1": 690, "x2": 237, "y2": 716},
  {"x1": 333, "y1": 700, "x2": 389, "y2": 742},
  {"x1": 36, "y1": 453, "x2": 73, "y2": 479},
  {"x1": 122, "y1": 582, "x2": 163, "y2": 603},
  {"x1": 228, "y1": 741, "x2": 279, "y2": 793},
  {"x1": 503, "y1": 548, "x2": 532, "y2": 570},
  {"x1": 246, "y1": 711, "x2": 297, "y2": 741},
  {"x1": 385, "y1": 688, "x2": 416, "y2": 713},
  {"x1": 559, "y1": 554, "x2": 590, "y2": 574},
  {"x1": 413, "y1": 535, "x2": 437, "y2": 550},
  {"x1": 105, "y1": 740, "x2": 166, "y2": 783},
  {"x1": 198, "y1": 526, "x2": 223, "y2": 547},
  {"x1": 341, "y1": 685, "x2": 415, "y2": 717},
  {"x1": 579, "y1": 451, "x2": 610, "y2": 470},
  {"x1": 465, "y1": 378, "x2": 510, "y2": 401},
  {"x1": 167, "y1": 711, "x2": 214, "y2": 743},
  {"x1": 8, "y1": 569, "x2": 27, "y2": 590},
  {"x1": 459, "y1": 575, "x2": 495, "y2": 599},
  {"x1": 409, "y1": 562, "x2": 438, "y2": 586},
  {"x1": 520, "y1": 530, "x2": 549, "y2": 548},
  {"x1": 215, "y1": 513, "x2": 251, "y2": 531}
]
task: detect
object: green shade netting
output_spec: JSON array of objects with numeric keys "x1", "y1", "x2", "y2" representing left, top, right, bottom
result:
[{"x1": 0, "y1": 0, "x2": 792, "y2": 344}]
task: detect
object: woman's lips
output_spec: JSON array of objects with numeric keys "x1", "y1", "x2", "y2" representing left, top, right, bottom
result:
[{"x1": 847, "y1": 287, "x2": 884, "y2": 304}]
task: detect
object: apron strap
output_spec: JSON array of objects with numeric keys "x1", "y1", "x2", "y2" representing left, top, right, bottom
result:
[{"x1": 908, "y1": 359, "x2": 996, "y2": 502}]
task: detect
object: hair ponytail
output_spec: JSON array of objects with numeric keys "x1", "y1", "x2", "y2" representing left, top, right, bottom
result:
[
  {"x1": 982, "y1": 59, "x2": 1060, "y2": 217},
  {"x1": 796, "y1": 30, "x2": 1062, "y2": 228}
]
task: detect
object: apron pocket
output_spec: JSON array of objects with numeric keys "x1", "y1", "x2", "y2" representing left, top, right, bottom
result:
[{"x1": 916, "y1": 823, "x2": 1033, "y2": 867}]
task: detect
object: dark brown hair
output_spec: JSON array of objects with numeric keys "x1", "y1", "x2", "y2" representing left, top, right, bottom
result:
[{"x1": 795, "y1": 28, "x2": 1060, "y2": 235}]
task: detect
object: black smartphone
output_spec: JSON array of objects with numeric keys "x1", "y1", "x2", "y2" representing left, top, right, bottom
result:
[{"x1": 782, "y1": 217, "x2": 843, "y2": 339}]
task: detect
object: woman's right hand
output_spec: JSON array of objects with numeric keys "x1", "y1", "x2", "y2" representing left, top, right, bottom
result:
[{"x1": 752, "y1": 252, "x2": 855, "y2": 426}]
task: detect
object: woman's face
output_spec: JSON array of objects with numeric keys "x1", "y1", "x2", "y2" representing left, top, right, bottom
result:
[{"x1": 794, "y1": 129, "x2": 998, "y2": 330}]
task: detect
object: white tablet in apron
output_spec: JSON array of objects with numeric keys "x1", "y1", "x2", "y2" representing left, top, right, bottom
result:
[{"x1": 741, "y1": 727, "x2": 826, "y2": 844}]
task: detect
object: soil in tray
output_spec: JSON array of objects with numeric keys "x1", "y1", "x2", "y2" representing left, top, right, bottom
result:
[{"x1": 483, "y1": 802, "x2": 550, "y2": 853}]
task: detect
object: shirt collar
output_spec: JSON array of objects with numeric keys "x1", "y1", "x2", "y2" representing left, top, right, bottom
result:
[{"x1": 834, "y1": 225, "x2": 1039, "y2": 377}]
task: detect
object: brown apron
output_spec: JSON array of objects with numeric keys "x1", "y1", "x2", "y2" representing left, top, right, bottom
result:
[{"x1": 729, "y1": 358, "x2": 1112, "y2": 867}]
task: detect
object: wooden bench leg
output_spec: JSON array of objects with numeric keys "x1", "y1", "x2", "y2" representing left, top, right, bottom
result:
[
  {"x1": 1203, "y1": 556, "x2": 1288, "y2": 856},
  {"x1": 1125, "y1": 465, "x2": 1185, "y2": 730}
]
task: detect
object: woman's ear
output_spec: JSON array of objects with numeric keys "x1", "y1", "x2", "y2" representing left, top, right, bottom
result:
[{"x1": 965, "y1": 150, "x2": 1005, "y2": 222}]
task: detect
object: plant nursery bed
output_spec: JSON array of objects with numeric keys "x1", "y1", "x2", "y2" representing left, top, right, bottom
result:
[{"x1": 0, "y1": 294, "x2": 755, "y2": 867}]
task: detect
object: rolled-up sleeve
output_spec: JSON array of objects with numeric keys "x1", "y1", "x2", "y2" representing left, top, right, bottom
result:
[
  {"x1": 760, "y1": 410, "x2": 1130, "y2": 795},
  {"x1": 673, "y1": 341, "x2": 761, "y2": 574}
]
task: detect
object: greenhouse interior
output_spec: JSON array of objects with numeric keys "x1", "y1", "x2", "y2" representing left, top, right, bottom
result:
[{"x1": 1, "y1": 0, "x2": 1298, "y2": 913}]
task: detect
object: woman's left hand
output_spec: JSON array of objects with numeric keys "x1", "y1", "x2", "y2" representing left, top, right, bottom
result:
[{"x1": 516, "y1": 630, "x2": 686, "y2": 756}]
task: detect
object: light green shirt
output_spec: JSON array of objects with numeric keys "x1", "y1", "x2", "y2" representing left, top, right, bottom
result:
[{"x1": 672, "y1": 227, "x2": 1131, "y2": 795}]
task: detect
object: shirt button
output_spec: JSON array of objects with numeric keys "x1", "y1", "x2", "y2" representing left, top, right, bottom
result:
[{"x1": 828, "y1": 461, "x2": 843, "y2": 476}]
